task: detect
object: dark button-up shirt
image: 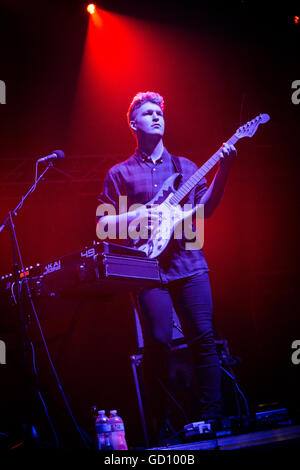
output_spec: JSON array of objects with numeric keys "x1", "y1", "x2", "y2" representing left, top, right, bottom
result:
[{"x1": 97, "y1": 147, "x2": 209, "y2": 282}]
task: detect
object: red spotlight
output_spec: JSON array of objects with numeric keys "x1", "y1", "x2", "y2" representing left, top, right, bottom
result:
[
  {"x1": 87, "y1": 4, "x2": 96, "y2": 15},
  {"x1": 295, "y1": 16, "x2": 299, "y2": 24}
]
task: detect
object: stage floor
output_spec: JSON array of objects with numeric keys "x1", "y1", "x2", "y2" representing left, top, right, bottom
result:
[{"x1": 149, "y1": 424, "x2": 300, "y2": 451}]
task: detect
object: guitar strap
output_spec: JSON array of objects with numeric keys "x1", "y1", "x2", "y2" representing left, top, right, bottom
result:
[{"x1": 171, "y1": 155, "x2": 182, "y2": 175}]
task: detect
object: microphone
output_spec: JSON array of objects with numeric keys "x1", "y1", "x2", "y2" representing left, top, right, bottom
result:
[{"x1": 38, "y1": 150, "x2": 65, "y2": 163}]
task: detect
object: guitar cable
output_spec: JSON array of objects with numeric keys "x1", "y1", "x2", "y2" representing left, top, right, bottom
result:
[{"x1": 173, "y1": 321, "x2": 250, "y2": 419}]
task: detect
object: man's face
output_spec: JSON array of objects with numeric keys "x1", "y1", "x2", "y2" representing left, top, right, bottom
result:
[{"x1": 130, "y1": 101, "x2": 165, "y2": 138}]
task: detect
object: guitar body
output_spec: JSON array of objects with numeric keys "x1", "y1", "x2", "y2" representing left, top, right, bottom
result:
[
  {"x1": 133, "y1": 173, "x2": 198, "y2": 258},
  {"x1": 147, "y1": 172, "x2": 180, "y2": 205}
]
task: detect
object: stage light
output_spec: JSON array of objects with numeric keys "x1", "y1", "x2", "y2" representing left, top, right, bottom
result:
[
  {"x1": 87, "y1": 4, "x2": 96, "y2": 15},
  {"x1": 295, "y1": 16, "x2": 299, "y2": 24}
]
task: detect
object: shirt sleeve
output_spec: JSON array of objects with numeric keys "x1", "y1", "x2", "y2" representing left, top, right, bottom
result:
[
  {"x1": 194, "y1": 176, "x2": 208, "y2": 205},
  {"x1": 96, "y1": 169, "x2": 121, "y2": 223}
]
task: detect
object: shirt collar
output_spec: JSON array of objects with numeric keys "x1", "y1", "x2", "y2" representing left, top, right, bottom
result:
[{"x1": 135, "y1": 147, "x2": 167, "y2": 164}]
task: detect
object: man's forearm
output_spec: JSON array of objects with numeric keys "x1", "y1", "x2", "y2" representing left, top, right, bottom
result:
[
  {"x1": 96, "y1": 211, "x2": 137, "y2": 240},
  {"x1": 200, "y1": 165, "x2": 231, "y2": 218}
]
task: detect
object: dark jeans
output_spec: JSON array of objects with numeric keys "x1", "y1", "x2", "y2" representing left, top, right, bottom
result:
[{"x1": 137, "y1": 272, "x2": 221, "y2": 441}]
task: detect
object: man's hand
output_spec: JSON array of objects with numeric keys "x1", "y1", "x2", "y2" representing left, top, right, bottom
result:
[
  {"x1": 200, "y1": 142, "x2": 237, "y2": 217},
  {"x1": 129, "y1": 205, "x2": 161, "y2": 240},
  {"x1": 219, "y1": 142, "x2": 237, "y2": 171}
]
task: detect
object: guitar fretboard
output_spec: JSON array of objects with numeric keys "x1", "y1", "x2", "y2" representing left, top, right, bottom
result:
[{"x1": 169, "y1": 134, "x2": 239, "y2": 206}]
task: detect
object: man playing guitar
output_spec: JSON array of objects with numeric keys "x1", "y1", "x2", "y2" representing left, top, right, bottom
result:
[{"x1": 96, "y1": 91, "x2": 247, "y2": 446}]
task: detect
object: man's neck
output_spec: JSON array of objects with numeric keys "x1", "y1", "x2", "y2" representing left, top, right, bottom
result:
[{"x1": 138, "y1": 138, "x2": 164, "y2": 163}]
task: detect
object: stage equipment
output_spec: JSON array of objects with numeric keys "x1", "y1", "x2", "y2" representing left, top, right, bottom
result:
[
  {"x1": 0, "y1": 241, "x2": 161, "y2": 301},
  {"x1": 87, "y1": 4, "x2": 96, "y2": 15},
  {"x1": 0, "y1": 150, "x2": 91, "y2": 448}
]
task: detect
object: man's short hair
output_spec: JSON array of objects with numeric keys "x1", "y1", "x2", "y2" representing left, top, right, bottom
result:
[{"x1": 127, "y1": 91, "x2": 164, "y2": 125}]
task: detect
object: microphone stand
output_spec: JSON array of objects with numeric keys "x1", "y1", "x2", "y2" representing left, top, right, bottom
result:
[
  {"x1": 0, "y1": 162, "x2": 53, "y2": 234},
  {"x1": 0, "y1": 161, "x2": 53, "y2": 444}
]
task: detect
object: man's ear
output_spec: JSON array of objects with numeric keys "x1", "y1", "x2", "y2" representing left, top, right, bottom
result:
[{"x1": 130, "y1": 120, "x2": 137, "y2": 133}]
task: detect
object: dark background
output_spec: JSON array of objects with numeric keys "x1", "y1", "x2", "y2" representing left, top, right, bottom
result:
[{"x1": 0, "y1": 0, "x2": 299, "y2": 449}]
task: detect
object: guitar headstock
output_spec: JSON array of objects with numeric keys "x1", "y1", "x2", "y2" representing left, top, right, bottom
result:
[{"x1": 236, "y1": 113, "x2": 270, "y2": 139}]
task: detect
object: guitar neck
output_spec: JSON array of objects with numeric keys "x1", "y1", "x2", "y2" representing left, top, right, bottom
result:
[{"x1": 169, "y1": 134, "x2": 239, "y2": 206}]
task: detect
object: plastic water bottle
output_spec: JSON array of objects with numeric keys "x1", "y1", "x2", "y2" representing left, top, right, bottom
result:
[
  {"x1": 95, "y1": 410, "x2": 113, "y2": 450},
  {"x1": 109, "y1": 410, "x2": 128, "y2": 450}
]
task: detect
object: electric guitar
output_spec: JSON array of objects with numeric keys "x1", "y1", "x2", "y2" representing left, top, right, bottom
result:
[{"x1": 133, "y1": 113, "x2": 270, "y2": 258}]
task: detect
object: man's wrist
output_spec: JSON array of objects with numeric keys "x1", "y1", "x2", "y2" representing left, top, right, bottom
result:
[{"x1": 218, "y1": 161, "x2": 232, "y2": 178}]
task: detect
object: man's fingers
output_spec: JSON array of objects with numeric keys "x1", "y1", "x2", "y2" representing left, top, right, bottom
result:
[
  {"x1": 228, "y1": 143, "x2": 237, "y2": 154},
  {"x1": 221, "y1": 143, "x2": 237, "y2": 157},
  {"x1": 222, "y1": 143, "x2": 230, "y2": 154},
  {"x1": 148, "y1": 210, "x2": 160, "y2": 218}
]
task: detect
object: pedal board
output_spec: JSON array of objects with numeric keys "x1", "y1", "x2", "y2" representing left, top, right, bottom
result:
[{"x1": 184, "y1": 421, "x2": 212, "y2": 438}]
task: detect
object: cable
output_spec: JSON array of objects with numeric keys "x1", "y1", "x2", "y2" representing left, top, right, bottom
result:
[
  {"x1": 157, "y1": 378, "x2": 189, "y2": 422},
  {"x1": 220, "y1": 366, "x2": 250, "y2": 417},
  {"x1": 16, "y1": 160, "x2": 41, "y2": 213},
  {"x1": 29, "y1": 341, "x2": 60, "y2": 448},
  {"x1": 173, "y1": 321, "x2": 249, "y2": 418},
  {"x1": 10, "y1": 281, "x2": 17, "y2": 304},
  {"x1": 26, "y1": 295, "x2": 89, "y2": 448},
  {"x1": 11, "y1": 203, "x2": 90, "y2": 449}
]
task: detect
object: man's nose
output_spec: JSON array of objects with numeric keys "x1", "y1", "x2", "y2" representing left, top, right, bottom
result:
[{"x1": 152, "y1": 113, "x2": 159, "y2": 121}]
